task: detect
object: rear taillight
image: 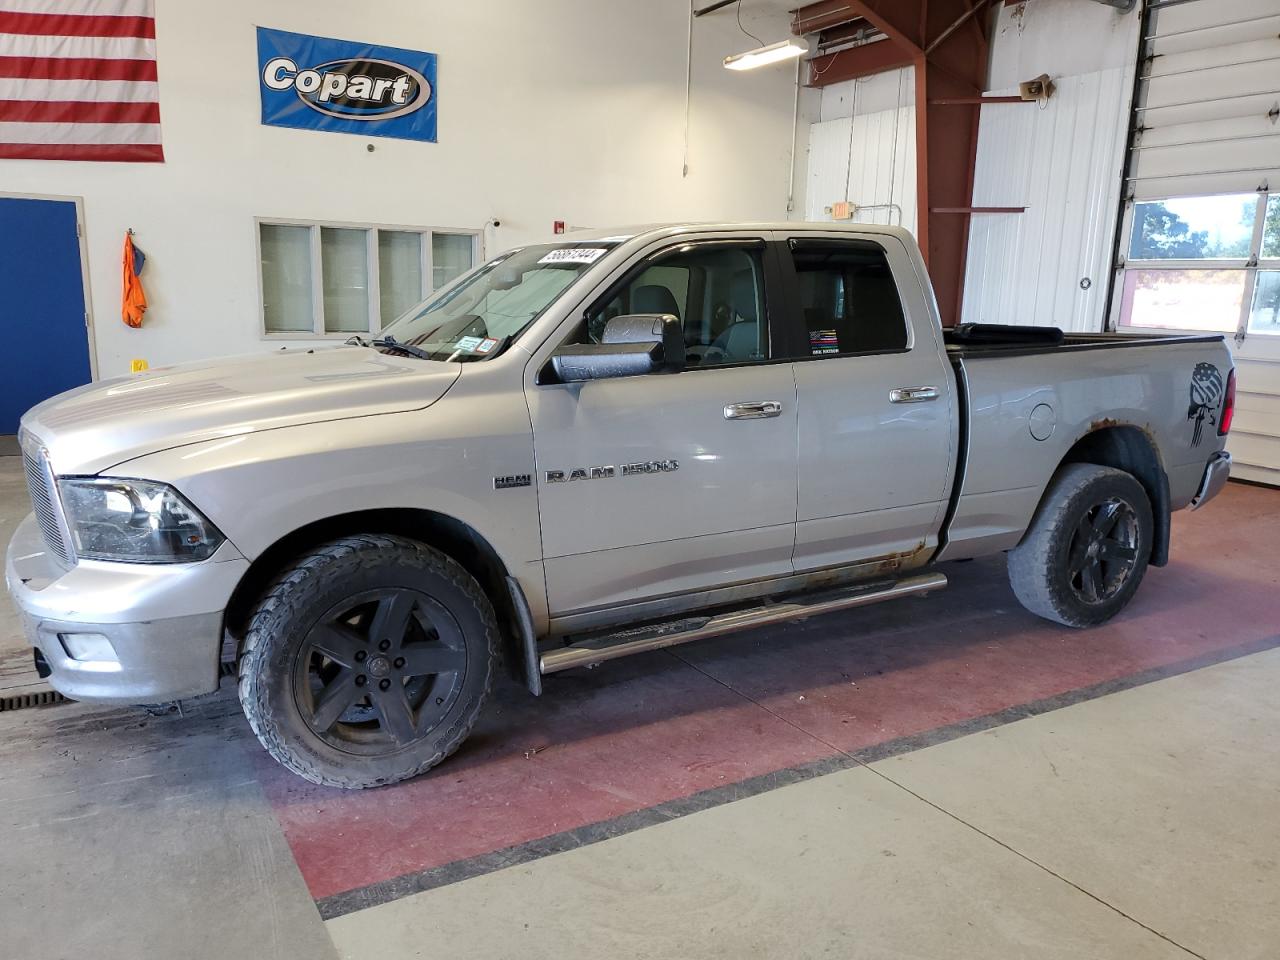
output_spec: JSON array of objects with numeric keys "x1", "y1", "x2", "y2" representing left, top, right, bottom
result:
[{"x1": 1218, "y1": 368, "x2": 1235, "y2": 436}]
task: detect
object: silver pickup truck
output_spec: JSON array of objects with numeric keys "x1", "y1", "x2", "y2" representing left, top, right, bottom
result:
[{"x1": 6, "y1": 223, "x2": 1234, "y2": 787}]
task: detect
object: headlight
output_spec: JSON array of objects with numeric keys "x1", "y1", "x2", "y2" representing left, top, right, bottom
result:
[{"x1": 57, "y1": 478, "x2": 225, "y2": 563}]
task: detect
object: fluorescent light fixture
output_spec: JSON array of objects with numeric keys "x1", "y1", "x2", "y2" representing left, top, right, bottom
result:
[{"x1": 723, "y1": 38, "x2": 808, "y2": 71}]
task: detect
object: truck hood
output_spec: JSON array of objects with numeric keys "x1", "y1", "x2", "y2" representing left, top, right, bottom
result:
[{"x1": 23, "y1": 346, "x2": 461, "y2": 474}]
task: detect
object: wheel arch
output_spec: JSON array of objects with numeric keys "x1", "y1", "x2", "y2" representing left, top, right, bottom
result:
[
  {"x1": 223, "y1": 508, "x2": 530, "y2": 680},
  {"x1": 1056, "y1": 424, "x2": 1171, "y2": 566}
]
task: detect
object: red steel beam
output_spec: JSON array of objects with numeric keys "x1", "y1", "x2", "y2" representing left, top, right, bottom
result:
[
  {"x1": 838, "y1": 0, "x2": 925, "y2": 52},
  {"x1": 807, "y1": 39, "x2": 917, "y2": 86},
  {"x1": 791, "y1": 0, "x2": 872, "y2": 37},
  {"x1": 816, "y1": 21, "x2": 880, "y2": 46},
  {"x1": 791, "y1": 1, "x2": 857, "y2": 36},
  {"x1": 793, "y1": 0, "x2": 992, "y2": 326}
]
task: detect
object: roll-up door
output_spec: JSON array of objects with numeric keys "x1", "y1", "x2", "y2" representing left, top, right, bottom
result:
[{"x1": 1111, "y1": 0, "x2": 1280, "y2": 484}]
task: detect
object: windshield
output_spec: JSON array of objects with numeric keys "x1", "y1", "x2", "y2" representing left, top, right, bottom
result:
[{"x1": 374, "y1": 242, "x2": 618, "y2": 361}]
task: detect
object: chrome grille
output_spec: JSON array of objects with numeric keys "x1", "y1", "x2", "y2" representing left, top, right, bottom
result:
[{"x1": 20, "y1": 435, "x2": 75, "y2": 565}]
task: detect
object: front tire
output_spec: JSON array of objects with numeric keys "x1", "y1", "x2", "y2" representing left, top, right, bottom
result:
[
  {"x1": 238, "y1": 534, "x2": 498, "y2": 788},
  {"x1": 1007, "y1": 464, "x2": 1153, "y2": 628}
]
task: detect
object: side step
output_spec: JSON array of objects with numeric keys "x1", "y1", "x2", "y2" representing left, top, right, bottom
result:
[{"x1": 539, "y1": 571, "x2": 948, "y2": 675}]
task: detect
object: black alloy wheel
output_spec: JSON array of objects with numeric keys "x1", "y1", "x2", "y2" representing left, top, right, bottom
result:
[
  {"x1": 1065, "y1": 497, "x2": 1141, "y2": 605},
  {"x1": 296, "y1": 588, "x2": 468, "y2": 752},
  {"x1": 1007, "y1": 463, "x2": 1154, "y2": 628},
  {"x1": 238, "y1": 534, "x2": 498, "y2": 788}
]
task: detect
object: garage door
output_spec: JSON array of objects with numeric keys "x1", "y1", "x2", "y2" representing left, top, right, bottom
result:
[{"x1": 1110, "y1": 0, "x2": 1280, "y2": 485}]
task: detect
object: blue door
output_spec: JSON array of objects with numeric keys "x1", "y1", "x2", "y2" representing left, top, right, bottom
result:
[{"x1": 0, "y1": 197, "x2": 93, "y2": 435}]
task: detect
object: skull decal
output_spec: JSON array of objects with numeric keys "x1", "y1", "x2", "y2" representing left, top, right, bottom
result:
[{"x1": 1187, "y1": 362, "x2": 1224, "y2": 447}]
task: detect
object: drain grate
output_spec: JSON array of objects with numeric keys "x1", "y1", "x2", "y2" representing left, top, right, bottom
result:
[{"x1": 0, "y1": 689, "x2": 70, "y2": 712}]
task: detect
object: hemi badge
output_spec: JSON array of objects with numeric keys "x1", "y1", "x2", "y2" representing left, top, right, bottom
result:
[{"x1": 493, "y1": 474, "x2": 532, "y2": 490}]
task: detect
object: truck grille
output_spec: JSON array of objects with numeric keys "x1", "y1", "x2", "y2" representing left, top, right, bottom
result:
[{"x1": 20, "y1": 435, "x2": 75, "y2": 565}]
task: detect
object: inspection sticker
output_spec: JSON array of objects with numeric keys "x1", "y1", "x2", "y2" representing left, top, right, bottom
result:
[
  {"x1": 538, "y1": 247, "x2": 607, "y2": 265},
  {"x1": 475, "y1": 338, "x2": 500, "y2": 354}
]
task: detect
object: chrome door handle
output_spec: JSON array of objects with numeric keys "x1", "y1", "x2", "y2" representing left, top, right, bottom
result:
[
  {"x1": 889, "y1": 386, "x2": 940, "y2": 404},
  {"x1": 724, "y1": 400, "x2": 783, "y2": 420}
]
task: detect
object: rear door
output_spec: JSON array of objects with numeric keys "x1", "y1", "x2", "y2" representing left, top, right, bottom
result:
[
  {"x1": 780, "y1": 232, "x2": 957, "y2": 571},
  {"x1": 526, "y1": 235, "x2": 799, "y2": 620},
  {"x1": 0, "y1": 196, "x2": 93, "y2": 435}
]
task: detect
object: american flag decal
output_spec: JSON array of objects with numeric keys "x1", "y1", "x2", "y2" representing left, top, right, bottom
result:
[{"x1": 0, "y1": 0, "x2": 162, "y2": 161}]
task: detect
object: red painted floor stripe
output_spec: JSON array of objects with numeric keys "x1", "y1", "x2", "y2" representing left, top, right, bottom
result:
[{"x1": 259, "y1": 483, "x2": 1280, "y2": 902}]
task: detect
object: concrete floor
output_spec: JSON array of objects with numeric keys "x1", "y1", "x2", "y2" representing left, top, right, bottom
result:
[{"x1": 1, "y1": 454, "x2": 1277, "y2": 959}]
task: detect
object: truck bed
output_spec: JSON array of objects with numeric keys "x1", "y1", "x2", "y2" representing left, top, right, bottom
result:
[{"x1": 935, "y1": 324, "x2": 1232, "y2": 566}]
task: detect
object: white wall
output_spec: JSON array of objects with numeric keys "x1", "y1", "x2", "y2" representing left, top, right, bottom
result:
[
  {"x1": 961, "y1": 67, "x2": 1133, "y2": 331},
  {"x1": 1, "y1": 0, "x2": 803, "y2": 376},
  {"x1": 799, "y1": 0, "x2": 1141, "y2": 316},
  {"x1": 804, "y1": 66, "x2": 917, "y2": 233},
  {"x1": 961, "y1": 0, "x2": 1140, "y2": 331}
]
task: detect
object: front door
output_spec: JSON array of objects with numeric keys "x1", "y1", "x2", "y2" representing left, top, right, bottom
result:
[
  {"x1": 526, "y1": 237, "x2": 799, "y2": 620},
  {"x1": 0, "y1": 197, "x2": 92, "y2": 435},
  {"x1": 781, "y1": 233, "x2": 957, "y2": 571}
]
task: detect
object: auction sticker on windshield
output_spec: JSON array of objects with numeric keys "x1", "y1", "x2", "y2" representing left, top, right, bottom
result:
[{"x1": 538, "y1": 248, "x2": 607, "y2": 265}]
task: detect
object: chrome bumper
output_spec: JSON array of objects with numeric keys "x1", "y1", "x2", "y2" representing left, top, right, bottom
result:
[
  {"x1": 1189, "y1": 451, "x2": 1231, "y2": 511},
  {"x1": 4, "y1": 513, "x2": 248, "y2": 704}
]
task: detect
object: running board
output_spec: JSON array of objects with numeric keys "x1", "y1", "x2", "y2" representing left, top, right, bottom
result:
[{"x1": 539, "y1": 571, "x2": 948, "y2": 675}]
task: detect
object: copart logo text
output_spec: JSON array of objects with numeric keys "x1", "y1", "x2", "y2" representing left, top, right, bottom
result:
[{"x1": 262, "y1": 56, "x2": 432, "y2": 120}]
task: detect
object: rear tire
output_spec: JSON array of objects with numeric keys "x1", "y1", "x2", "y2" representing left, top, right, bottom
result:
[
  {"x1": 1007, "y1": 464, "x2": 1152, "y2": 628},
  {"x1": 238, "y1": 534, "x2": 498, "y2": 788}
]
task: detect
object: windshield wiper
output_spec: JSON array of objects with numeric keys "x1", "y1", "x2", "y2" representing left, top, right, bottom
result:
[{"x1": 368, "y1": 334, "x2": 433, "y2": 361}]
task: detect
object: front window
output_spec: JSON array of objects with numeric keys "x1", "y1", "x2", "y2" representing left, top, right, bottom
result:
[
  {"x1": 376, "y1": 242, "x2": 618, "y2": 362},
  {"x1": 579, "y1": 242, "x2": 769, "y2": 367}
]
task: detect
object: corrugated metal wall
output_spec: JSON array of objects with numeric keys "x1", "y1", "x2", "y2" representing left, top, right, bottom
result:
[
  {"x1": 804, "y1": 69, "x2": 917, "y2": 233},
  {"x1": 960, "y1": 65, "x2": 1136, "y2": 331},
  {"x1": 800, "y1": 5, "x2": 1142, "y2": 335}
]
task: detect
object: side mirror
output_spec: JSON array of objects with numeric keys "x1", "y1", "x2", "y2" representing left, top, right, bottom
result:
[{"x1": 551, "y1": 313, "x2": 686, "y2": 383}]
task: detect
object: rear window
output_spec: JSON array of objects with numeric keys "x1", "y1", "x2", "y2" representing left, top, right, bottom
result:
[{"x1": 789, "y1": 239, "x2": 908, "y2": 355}]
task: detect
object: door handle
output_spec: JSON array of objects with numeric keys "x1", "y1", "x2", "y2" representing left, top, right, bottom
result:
[
  {"x1": 724, "y1": 400, "x2": 783, "y2": 420},
  {"x1": 889, "y1": 386, "x2": 940, "y2": 404}
]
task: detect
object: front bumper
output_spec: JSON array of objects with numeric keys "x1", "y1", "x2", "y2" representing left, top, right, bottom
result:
[
  {"x1": 1189, "y1": 451, "x2": 1231, "y2": 511},
  {"x1": 5, "y1": 513, "x2": 249, "y2": 704}
]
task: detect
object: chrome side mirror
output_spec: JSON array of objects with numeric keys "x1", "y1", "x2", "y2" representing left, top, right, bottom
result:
[{"x1": 551, "y1": 314, "x2": 686, "y2": 382}]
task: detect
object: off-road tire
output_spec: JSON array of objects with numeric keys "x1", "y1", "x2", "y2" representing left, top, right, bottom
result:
[
  {"x1": 1007, "y1": 464, "x2": 1153, "y2": 628},
  {"x1": 238, "y1": 534, "x2": 498, "y2": 788}
]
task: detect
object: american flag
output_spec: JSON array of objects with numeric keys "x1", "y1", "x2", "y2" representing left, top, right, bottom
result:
[{"x1": 0, "y1": 0, "x2": 162, "y2": 161}]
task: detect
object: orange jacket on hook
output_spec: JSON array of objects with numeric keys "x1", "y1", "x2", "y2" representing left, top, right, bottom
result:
[{"x1": 122, "y1": 232, "x2": 148, "y2": 328}]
